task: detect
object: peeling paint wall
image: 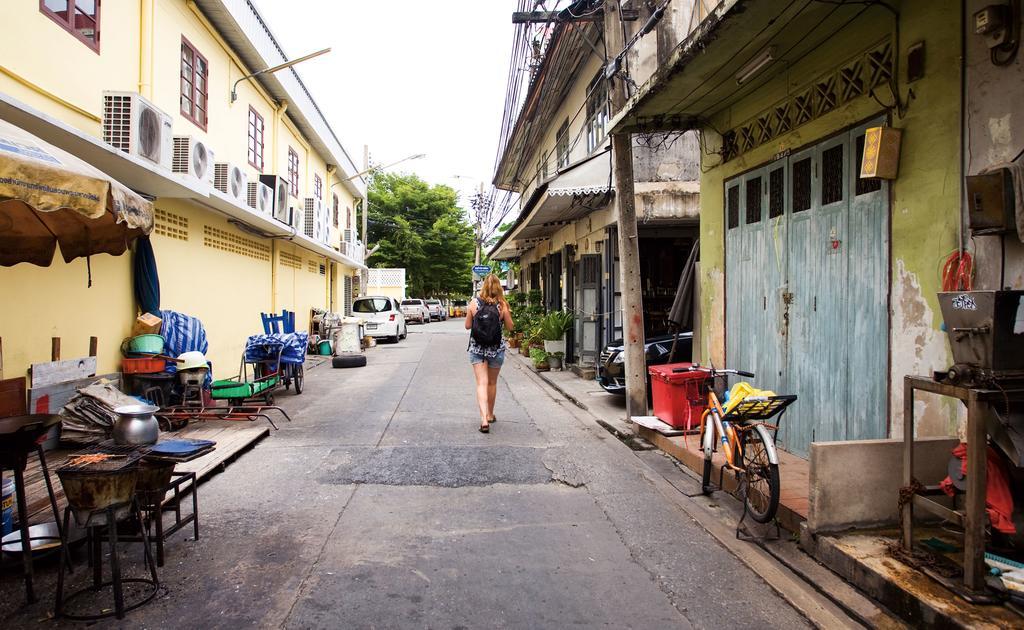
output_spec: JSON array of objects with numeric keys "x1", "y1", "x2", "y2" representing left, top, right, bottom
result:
[
  {"x1": 698, "y1": 1, "x2": 963, "y2": 440},
  {"x1": 632, "y1": 132, "x2": 701, "y2": 182},
  {"x1": 965, "y1": 0, "x2": 1024, "y2": 290}
]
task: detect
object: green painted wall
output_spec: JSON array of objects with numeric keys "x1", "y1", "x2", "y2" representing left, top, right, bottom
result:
[{"x1": 698, "y1": 1, "x2": 963, "y2": 438}]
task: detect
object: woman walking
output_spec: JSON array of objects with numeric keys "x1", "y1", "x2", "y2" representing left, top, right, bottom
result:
[{"x1": 466, "y1": 274, "x2": 514, "y2": 433}]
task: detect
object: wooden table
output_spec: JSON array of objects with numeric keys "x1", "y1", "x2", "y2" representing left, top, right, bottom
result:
[{"x1": 901, "y1": 375, "x2": 1024, "y2": 592}]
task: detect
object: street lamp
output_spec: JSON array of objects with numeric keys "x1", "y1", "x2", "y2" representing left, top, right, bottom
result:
[
  {"x1": 334, "y1": 153, "x2": 426, "y2": 187},
  {"x1": 231, "y1": 47, "x2": 332, "y2": 102}
]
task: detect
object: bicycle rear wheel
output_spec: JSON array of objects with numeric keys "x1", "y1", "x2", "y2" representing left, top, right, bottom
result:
[{"x1": 740, "y1": 424, "x2": 780, "y2": 523}]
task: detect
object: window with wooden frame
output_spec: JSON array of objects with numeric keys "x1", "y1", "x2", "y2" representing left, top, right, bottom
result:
[
  {"x1": 41, "y1": 0, "x2": 100, "y2": 52},
  {"x1": 180, "y1": 37, "x2": 208, "y2": 130},
  {"x1": 287, "y1": 148, "x2": 299, "y2": 197},
  {"x1": 585, "y1": 72, "x2": 609, "y2": 154},
  {"x1": 314, "y1": 174, "x2": 323, "y2": 201},
  {"x1": 332, "y1": 194, "x2": 340, "y2": 227},
  {"x1": 247, "y1": 107, "x2": 264, "y2": 171},
  {"x1": 346, "y1": 206, "x2": 352, "y2": 230},
  {"x1": 556, "y1": 118, "x2": 571, "y2": 168}
]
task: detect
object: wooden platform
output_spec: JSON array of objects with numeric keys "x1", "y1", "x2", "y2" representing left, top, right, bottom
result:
[{"x1": 13, "y1": 420, "x2": 269, "y2": 527}]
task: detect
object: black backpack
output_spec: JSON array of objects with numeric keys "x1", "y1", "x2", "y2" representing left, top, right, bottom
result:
[{"x1": 471, "y1": 299, "x2": 503, "y2": 347}]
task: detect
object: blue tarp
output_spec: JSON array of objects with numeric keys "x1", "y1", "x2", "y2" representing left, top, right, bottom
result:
[
  {"x1": 245, "y1": 333, "x2": 308, "y2": 365},
  {"x1": 160, "y1": 310, "x2": 210, "y2": 381},
  {"x1": 133, "y1": 236, "x2": 160, "y2": 316}
]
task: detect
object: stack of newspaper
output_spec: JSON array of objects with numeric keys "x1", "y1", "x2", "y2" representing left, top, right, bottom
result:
[{"x1": 60, "y1": 380, "x2": 140, "y2": 445}]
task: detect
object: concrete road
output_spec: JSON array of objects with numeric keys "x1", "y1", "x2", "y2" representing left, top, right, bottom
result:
[{"x1": 1, "y1": 319, "x2": 812, "y2": 628}]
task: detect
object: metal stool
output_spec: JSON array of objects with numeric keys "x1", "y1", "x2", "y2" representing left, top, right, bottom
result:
[{"x1": 55, "y1": 499, "x2": 159, "y2": 621}]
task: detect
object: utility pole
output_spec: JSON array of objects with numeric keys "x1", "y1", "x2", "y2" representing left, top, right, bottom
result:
[
  {"x1": 471, "y1": 182, "x2": 487, "y2": 294},
  {"x1": 603, "y1": 0, "x2": 648, "y2": 418}
]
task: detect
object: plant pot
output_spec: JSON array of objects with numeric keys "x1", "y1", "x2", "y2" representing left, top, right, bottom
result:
[
  {"x1": 519, "y1": 344, "x2": 530, "y2": 355},
  {"x1": 508, "y1": 336, "x2": 520, "y2": 349},
  {"x1": 548, "y1": 355, "x2": 562, "y2": 370},
  {"x1": 534, "y1": 361, "x2": 550, "y2": 372},
  {"x1": 543, "y1": 339, "x2": 566, "y2": 354}
]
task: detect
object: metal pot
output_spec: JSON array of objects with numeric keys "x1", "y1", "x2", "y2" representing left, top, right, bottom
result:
[{"x1": 112, "y1": 404, "x2": 160, "y2": 446}]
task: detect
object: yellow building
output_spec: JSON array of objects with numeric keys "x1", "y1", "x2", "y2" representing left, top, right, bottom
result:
[{"x1": 0, "y1": 0, "x2": 366, "y2": 380}]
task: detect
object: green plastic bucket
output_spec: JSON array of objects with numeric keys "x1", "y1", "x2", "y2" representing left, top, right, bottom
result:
[
  {"x1": 128, "y1": 334, "x2": 165, "y2": 354},
  {"x1": 318, "y1": 340, "x2": 332, "y2": 355}
]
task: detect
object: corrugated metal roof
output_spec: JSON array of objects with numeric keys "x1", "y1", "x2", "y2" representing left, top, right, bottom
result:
[{"x1": 194, "y1": 0, "x2": 365, "y2": 199}]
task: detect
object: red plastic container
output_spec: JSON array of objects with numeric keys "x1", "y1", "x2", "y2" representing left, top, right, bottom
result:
[
  {"x1": 121, "y1": 357, "x2": 166, "y2": 374},
  {"x1": 648, "y1": 362, "x2": 709, "y2": 430}
]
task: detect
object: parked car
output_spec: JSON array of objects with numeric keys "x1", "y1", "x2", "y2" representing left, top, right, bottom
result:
[
  {"x1": 425, "y1": 299, "x2": 446, "y2": 321},
  {"x1": 400, "y1": 298, "x2": 430, "y2": 324},
  {"x1": 597, "y1": 332, "x2": 694, "y2": 395},
  {"x1": 353, "y1": 296, "x2": 407, "y2": 343}
]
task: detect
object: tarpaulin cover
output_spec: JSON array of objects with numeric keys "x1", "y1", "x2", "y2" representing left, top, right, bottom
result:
[
  {"x1": 0, "y1": 118, "x2": 153, "y2": 266},
  {"x1": 133, "y1": 235, "x2": 160, "y2": 315},
  {"x1": 941, "y1": 443, "x2": 1017, "y2": 534},
  {"x1": 160, "y1": 310, "x2": 209, "y2": 380},
  {"x1": 245, "y1": 333, "x2": 308, "y2": 365}
]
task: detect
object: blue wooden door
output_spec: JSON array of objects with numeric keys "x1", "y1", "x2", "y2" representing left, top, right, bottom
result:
[{"x1": 725, "y1": 120, "x2": 889, "y2": 457}]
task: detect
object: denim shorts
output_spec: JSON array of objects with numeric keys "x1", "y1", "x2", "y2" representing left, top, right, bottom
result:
[{"x1": 469, "y1": 350, "x2": 505, "y2": 369}]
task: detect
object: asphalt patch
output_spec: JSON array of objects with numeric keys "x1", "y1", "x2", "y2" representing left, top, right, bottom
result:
[{"x1": 321, "y1": 446, "x2": 553, "y2": 487}]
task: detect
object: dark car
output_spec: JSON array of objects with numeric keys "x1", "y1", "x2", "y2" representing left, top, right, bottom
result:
[{"x1": 597, "y1": 332, "x2": 694, "y2": 395}]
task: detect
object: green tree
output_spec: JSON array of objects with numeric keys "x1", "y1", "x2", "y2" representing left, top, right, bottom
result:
[{"x1": 368, "y1": 172, "x2": 474, "y2": 297}]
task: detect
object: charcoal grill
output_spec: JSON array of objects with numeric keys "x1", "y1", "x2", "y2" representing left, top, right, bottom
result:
[
  {"x1": 56, "y1": 444, "x2": 142, "y2": 527},
  {"x1": 54, "y1": 443, "x2": 158, "y2": 621}
]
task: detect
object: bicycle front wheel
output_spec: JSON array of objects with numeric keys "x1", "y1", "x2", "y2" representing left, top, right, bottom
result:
[{"x1": 740, "y1": 424, "x2": 780, "y2": 523}]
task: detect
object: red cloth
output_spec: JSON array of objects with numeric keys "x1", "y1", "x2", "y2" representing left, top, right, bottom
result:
[{"x1": 940, "y1": 443, "x2": 1017, "y2": 535}]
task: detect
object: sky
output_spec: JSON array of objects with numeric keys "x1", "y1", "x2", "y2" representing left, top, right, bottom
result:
[{"x1": 252, "y1": 0, "x2": 516, "y2": 214}]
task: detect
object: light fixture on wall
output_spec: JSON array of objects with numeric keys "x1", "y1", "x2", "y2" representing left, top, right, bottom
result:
[{"x1": 735, "y1": 46, "x2": 778, "y2": 85}]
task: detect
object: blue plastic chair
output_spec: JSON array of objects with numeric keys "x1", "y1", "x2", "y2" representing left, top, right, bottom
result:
[{"x1": 260, "y1": 310, "x2": 295, "y2": 334}]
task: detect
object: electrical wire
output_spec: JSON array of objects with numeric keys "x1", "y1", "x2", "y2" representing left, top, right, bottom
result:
[{"x1": 941, "y1": 249, "x2": 974, "y2": 292}]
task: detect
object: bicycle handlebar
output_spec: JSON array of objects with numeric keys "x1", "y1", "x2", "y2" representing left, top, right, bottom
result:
[{"x1": 671, "y1": 366, "x2": 755, "y2": 378}]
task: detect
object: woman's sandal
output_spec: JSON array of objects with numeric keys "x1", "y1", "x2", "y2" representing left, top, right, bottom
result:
[
  {"x1": 479, "y1": 422, "x2": 490, "y2": 433},
  {"x1": 488, "y1": 415, "x2": 496, "y2": 423}
]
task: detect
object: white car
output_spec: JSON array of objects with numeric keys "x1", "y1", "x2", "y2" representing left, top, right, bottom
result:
[
  {"x1": 425, "y1": 298, "x2": 446, "y2": 321},
  {"x1": 400, "y1": 298, "x2": 430, "y2": 324},
  {"x1": 353, "y1": 296, "x2": 407, "y2": 342}
]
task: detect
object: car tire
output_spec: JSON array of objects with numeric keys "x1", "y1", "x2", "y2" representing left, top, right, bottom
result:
[{"x1": 332, "y1": 353, "x2": 367, "y2": 368}]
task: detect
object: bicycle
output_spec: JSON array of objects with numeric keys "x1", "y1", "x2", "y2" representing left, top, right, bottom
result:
[{"x1": 673, "y1": 365, "x2": 796, "y2": 524}]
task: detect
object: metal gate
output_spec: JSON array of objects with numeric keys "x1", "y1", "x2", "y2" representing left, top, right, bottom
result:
[
  {"x1": 577, "y1": 254, "x2": 602, "y2": 366},
  {"x1": 725, "y1": 120, "x2": 889, "y2": 457},
  {"x1": 604, "y1": 227, "x2": 622, "y2": 344},
  {"x1": 546, "y1": 252, "x2": 563, "y2": 311}
]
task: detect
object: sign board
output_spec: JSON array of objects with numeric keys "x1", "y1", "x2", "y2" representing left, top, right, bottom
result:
[{"x1": 472, "y1": 265, "x2": 491, "y2": 280}]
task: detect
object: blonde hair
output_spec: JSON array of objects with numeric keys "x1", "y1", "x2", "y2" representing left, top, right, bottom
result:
[{"x1": 479, "y1": 274, "x2": 505, "y2": 305}]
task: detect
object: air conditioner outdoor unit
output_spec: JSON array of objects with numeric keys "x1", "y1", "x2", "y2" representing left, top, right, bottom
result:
[
  {"x1": 247, "y1": 181, "x2": 273, "y2": 215},
  {"x1": 214, "y1": 162, "x2": 248, "y2": 202},
  {"x1": 304, "y1": 198, "x2": 324, "y2": 241},
  {"x1": 102, "y1": 91, "x2": 173, "y2": 169},
  {"x1": 320, "y1": 211, "x2": 332, "y2": 245},
  {"x1": 259, "y1": 174, "x2": 291, "y2": 224},
  {"x1": 171, "y1": 136, "x2": 215, "y2": 184},
  {"x1": 289, "y1": 204, "x2": 303, "y2": 232},
  {"x1": 343, "y1": 229, "x2": 355, "y2": 244}
]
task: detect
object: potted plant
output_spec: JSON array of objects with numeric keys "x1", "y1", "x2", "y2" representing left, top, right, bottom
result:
[
  {"x1": 529, "y1": 347, "x2": 550, "y2": 371},
  {"x1": 549, "y1": 351, "x2": 564, "y2": 371},
  {"x1": 540, "y1": 311, "x2": 574, "y2": 355}
]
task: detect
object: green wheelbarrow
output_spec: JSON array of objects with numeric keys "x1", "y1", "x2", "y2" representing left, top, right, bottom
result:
[{"x1": 210, "y1": 341, "x2": 284, "y2": 406}]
